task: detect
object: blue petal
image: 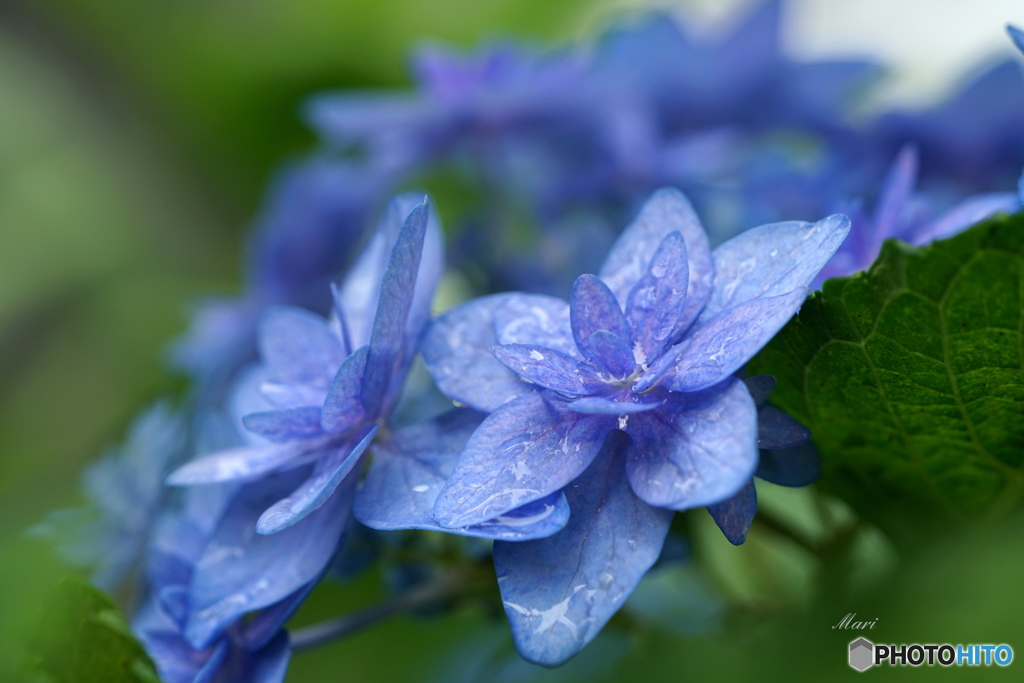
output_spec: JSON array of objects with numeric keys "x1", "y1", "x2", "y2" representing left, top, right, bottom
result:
[
  {"x1": 625, "y1": 378, "x2": 758, "y2": 509},
  {"x1": 698, "y1": 214, "x2": 849, "y2": 323},
  {"x1": 321, "y1": 345, "x2": 369, "y2": 433},
  {"x1": 493, "y1": 429, "x2": 673, "y2": 666},
  {"x1": 259, "y1": 381, "x2": 328, "y2": 410},
  {"x1": 258, "y1": 306, "x2": 346, "y2": 388},
  {"x1": 913, "y1": 192, "x2": 1021, "y2": 245},
  {"x1": 433, "y1": 392, "x2": 615, "y2": 528},
  {"x1": 625, "y1": 231, "x2": 691, "y2": 363},
  {"x1": 644, "y1": 288, "x2": 808, "y2": 393},
  {"x1": 569, "y1": 275, "x2": 634, "y2": 369},
  {"x1": 241, "y1": 582, "x2": 317, "y2": 650},
  {"x1": 493, "y1": 293, "x2": 578, "y2": 358},
  {"x1": 566, "y1": 393, "x2": 663, "y2": 415},
  {"x1": 742, "y1": 374, "x2": 776, "y2": 408},
  {"x1": 184, "y1": 469, "x2": 354, "y2": 649},
  {"x1": 491, "y1": 344, "x2": 604, "y2": 395},
  {"x1": 599, "y1": 189, "x2": 711, "y2": 324},
  {"x1": 872, "y1": 144, "x2": 918, "y2": 246},
  {"x1": 256, "y1": 426, "x2": 377, "y2": 534},
  {"x1": 586, "y1": 331, "x2": 636, "y2": 379},
  {"x1": 755, "y1": 442, "x2": 821, "y2": 487},
  {"x1": 422, "y1": 294, "x2": 543, "y2": 412},
  {"x1": 242, "y1": 408, "x2": 324, "y2": 443},
  {"x1": 166, "y1": 444, "x2": 308, "y2": 486},
  {"x1": 247, "y1": 631, "x2": 291, "y2": 683},
  {"x1": 361, "y1": 199, "x2": 431, "y2": 418},
  {"x1": 1009, "y1": 24, "x2": 1024, "y2": 54},
  {"x1": 757, "y1": 405, "x2": 810, "y2": 449},
  {"x1": 706, "y1": 479, "x2": 757, "y2": 545},
  {"x1": 355, "y1": 409, "x2": 570, "y2": 540}
]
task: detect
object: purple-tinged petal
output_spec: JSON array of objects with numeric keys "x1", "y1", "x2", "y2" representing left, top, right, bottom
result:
[
  {"x1": 872, "y1": 145, "x2": 918, "y2": 248},
  {"x1": 242, "y1": 582, "x2": 317, "y2": 650},
  {"x1": 587, "y1": 331, "x2": 636, "y2": 379},
  {"x1": 699, "y1": 214, "x2": 849, "y2": 323},
  {"x1": 493, "y1": 429, "x2": 672, "y2": 667},
  {"x1": 258, "y1": 307, "x2": 345, "y2": 388},
  {"x1": 625, "y1": 378, "x2": 758, "y2": 510},
  {"x1": 433, "y1": 392, "x2": 615, "y2": 528},
  {"x1": 260, "y1": 382, "x2": 328, "y2": 410},
  {"x1": 185, "y1": 470, "x2": 353, "y2": 649},
  {"x1": 321, "y1": 345, "x2": 369, "y2": 433},
  {"x1": 706, "y1": 479, "x2": 757, "y2": 546},
  {"x1": 256, "y1": 426, "x2": 378, "y2": 534},
  {"x1": 625, "y1": 231, "x2": 691, "y2": 363},
  {"x1": 491, "y1": 344, "x2": 605, "y2": 395},
  {"x1": 742, "y1": 374, "x2": 776, "y2": 408},
  {"x1": 757, "y1": 405, "x2": 810, "y2": 449},
  {"x1": 421, "y1": 294, "x2": 536, "y2": 412},
  {"x1": 599, "y1": 189, "x2": 711, "y2": 324},
  {"x1": 355, "y1": 409, "x2": 570, "y2": 540},
  {"x1": 242, "y1": 408, "x2": 324, "y2": 443},
  {"x1": 646, "y1": 288, "x2": 807, "y2": 393},
  {"x1": 912, "y1": 192, "x2": 1020, "y2": 246},
  {"x1": 493, "y1": 293, "x2": 578, "y2": 359},
  {"x1": 361, "y1": 200, "x2": 430, "y2": 418},
  {"x1": 1009, "y1": 24, "x2": 1024, "y2": 54},
  {"x1": 166, "y1": 443, "x2": 312, "y2": 486},
  {"x1": 248, "y1": 631, "x2": 291, "y2": 683},
  {"x1": 570, "y1": 275, "x2": 633, "y2": 367},
  {"x1": 567, "y1": 393, "x2": 663, "y2": 415},
  {"x1": 755, "y1": 443, "x2": 820, "y2": 487}
]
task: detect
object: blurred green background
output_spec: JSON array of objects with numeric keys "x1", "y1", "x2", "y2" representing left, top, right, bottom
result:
[{"x1": 2, "y1": 1, "x2": 1024, "y2": 681}]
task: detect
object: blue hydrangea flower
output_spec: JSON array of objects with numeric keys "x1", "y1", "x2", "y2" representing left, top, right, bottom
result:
[
  {"x1": 31, "y1": 401, "x2": 186, "y2": 591},
  {"x1": 361, "y1": 188, "x2": 847, "y2": 664},
  {"x1": 133, "y1": 475, "x2": 332, "y2": 683},
  {"x1": 170, "y1": 158, "x2": 383, "y2": 401},
  {"x1": 813, "y1": 146, "x2": 1023, "y2": 288},
  {"x1": 167, "y1": 194, "x2": 442, "y2": 534}
]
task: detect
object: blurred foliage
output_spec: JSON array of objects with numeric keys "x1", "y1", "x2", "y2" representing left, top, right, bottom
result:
[
  {"x1": 2, "y1": 0, "x2": 1024, "y2": 681},
  {"x1": 751, "y1": 214, "x2": 1024, "y2": 545}
]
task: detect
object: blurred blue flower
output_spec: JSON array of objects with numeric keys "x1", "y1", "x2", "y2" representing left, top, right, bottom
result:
[
  {"x1": 31, "y1": 401, "x2": 186, "y2": 592},
  {"x1": 167, "y1": 195, "x2": 442, "y2": 535},
  {"x1": 363, "y1": 188, "x2": 846, "y2": 664},
  {"x1": 170, "y1": 158, "x2": 384, "y2": 401}
]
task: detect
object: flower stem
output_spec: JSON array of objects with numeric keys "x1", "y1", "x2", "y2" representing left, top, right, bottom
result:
[{"x1": 290, "y1": 571, "x2": 466, "y2": 651}]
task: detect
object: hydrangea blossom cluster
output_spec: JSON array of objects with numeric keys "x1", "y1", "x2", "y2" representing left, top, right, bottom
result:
[{"x1": 34, "y1": 5, "x2": 1024, "y2": 682}]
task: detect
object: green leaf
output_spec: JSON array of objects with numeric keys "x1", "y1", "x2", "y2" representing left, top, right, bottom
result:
[
  {"x1": 748, "y1": 213, "x2": 1024, "y2": 544},
  {"x1": 21, "y1": 577, "x2": 160, "y2": 683}
]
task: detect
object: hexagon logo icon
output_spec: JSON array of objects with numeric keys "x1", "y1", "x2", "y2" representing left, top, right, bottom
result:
[{"x1": 849, "y1": 637, "x2": 874, "y2": 671}]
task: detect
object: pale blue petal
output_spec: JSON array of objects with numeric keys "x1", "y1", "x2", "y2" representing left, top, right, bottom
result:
[
  {"x1": 913, "y1": 192, "x2": 1020, "y2": 245},
  {"x1": 742, "y1": 374, "x2": 776, "y2": 408},
  {"x1": 355, "y1": 409, "x2": 570, "y2": 540},
  {"x1": 699, "y1": 214, "x2": 849, "y2": 322},
  {"x1": 872, "y1": 144, "x2": 918, "y2": 245},
  {"x1": 755, "y1": 443, "x2": 820, "y2": 487},
  {"x1": 433, "y1": 392, "x2": 615, "y2": 528},
  {"x1": 321, "y1": 345, "x2": 369, "y2": 433},
  {"x1": 625, "y1": 231, "x2": 691, "y2": 363},
  {"x1": 706, "y1": 479, "x2": 757, "y2": 545},
  {"x1": 493, "y1": 430, "x2": 672, "y2": 667},
  {"x1": 569, "y1": 275, "x2": 633, "y2": 368},
  {"x1": 242, "y1": 408, "x2": 324, "y2": 443},
  {"x1": 421, "y1": 294, "x2": 537, "y2": 412},
  {"x1": 362, "y1": 200, "x2": 430, "y2": 418},
  {"x1": 256, "y1": 426, "x2": 378, "y2": 534},
  {"x1": 248, "y1": 631, "x2": 291, "y2": 683},
  {"x1": 646, "y1": 288, "x2": 807, "y2": 393},
  {"x1": 166, "y1": 444, "x2": 308, "y2": 486},
  {"x1": 599, "y1": 189, "x2": 711, "y2": 325},
  {"x1": 241, "y1": 582, "x2": 317, "y2": 650},
  {"x1": 1009, "y1": 24, "x2": 1024, "y2": 54},
  {"x1": 185, "y1": 470, "x2": 353, "y2": 649},
  {"x1": 493, "y1": 293, "x2": 578, "y2": 359},
  {"x1": 757, "y1": 405, "x2": 810, "y2": 449},
  {"x1": 625, "y1": 378, "x2": 758, "y2": 509},
  {"x1": 258, "y1": 306, "x2": 345, "y2": 388},
  {"x1": 259, "y1": 381, "x2": 328, "y2": 410},
  {"x1": 491, "y1": 344, "x2": 604, "y2": 395}
]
